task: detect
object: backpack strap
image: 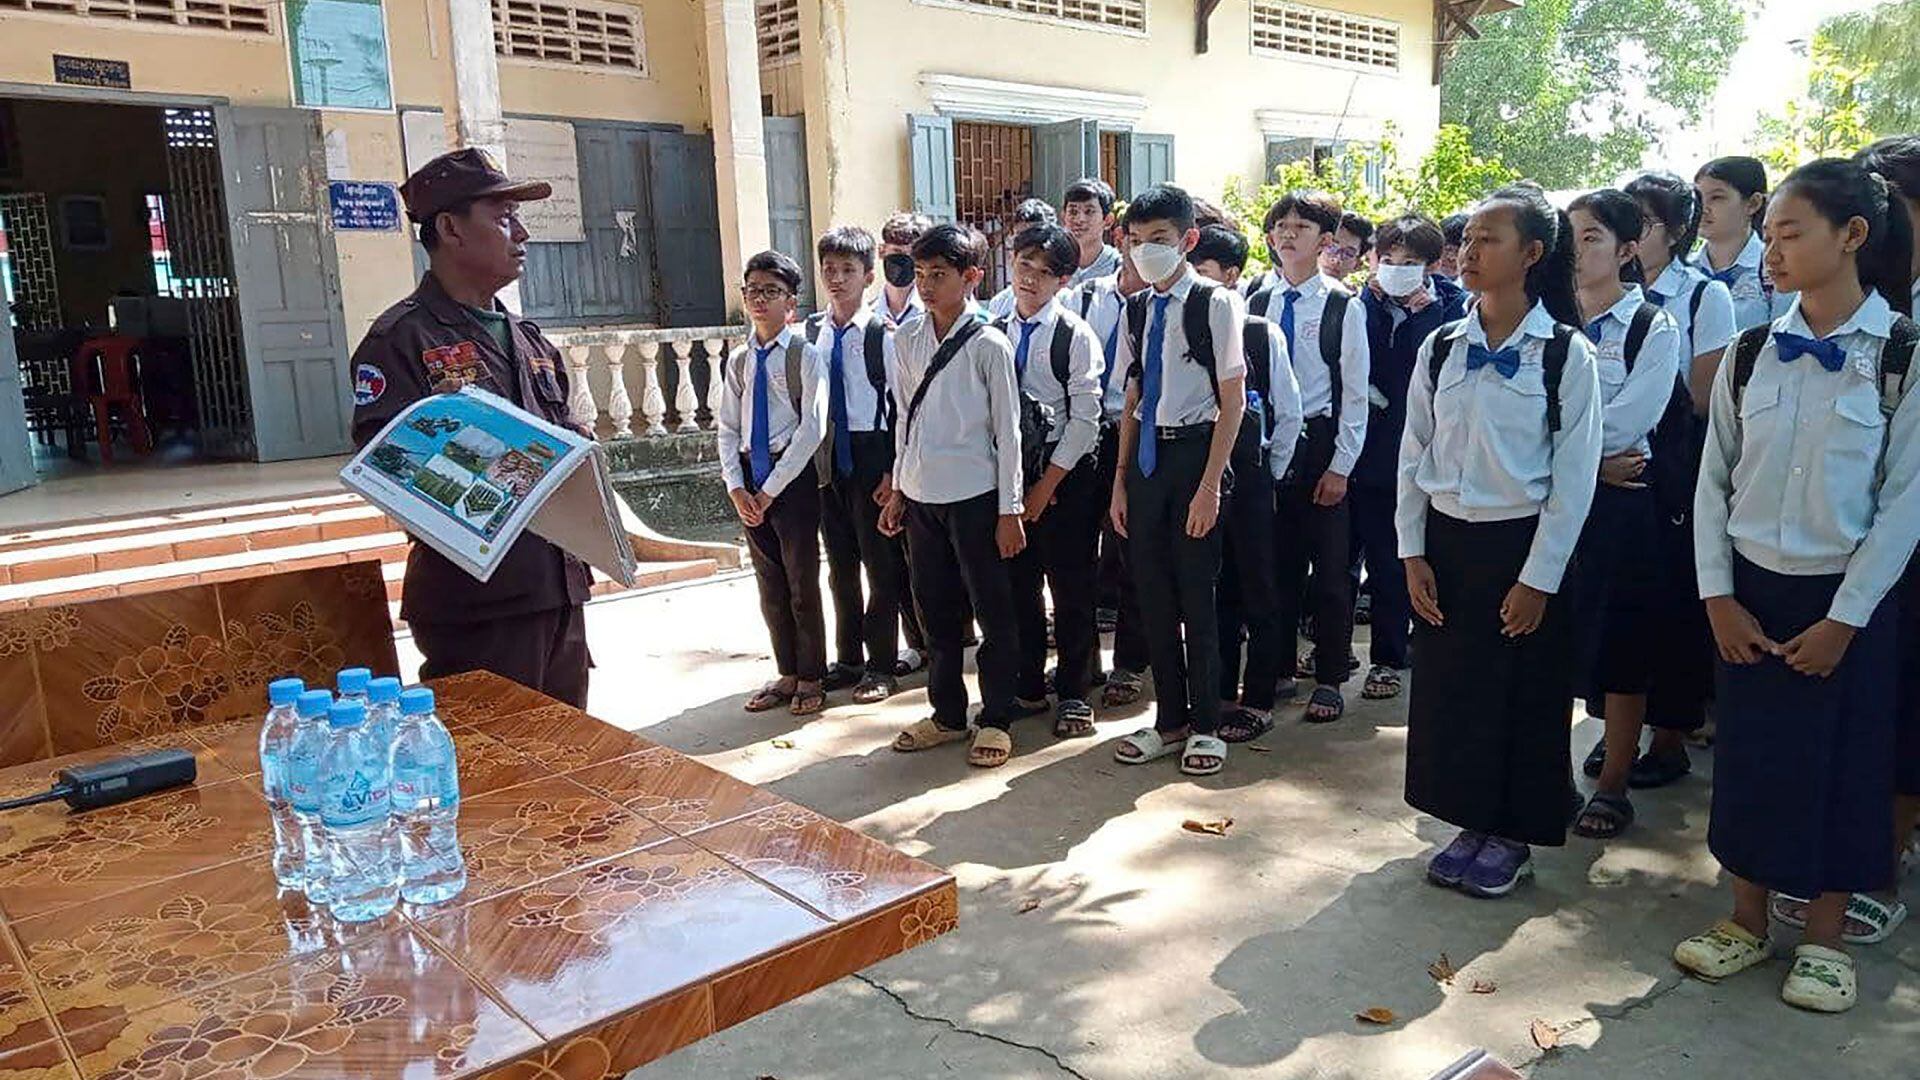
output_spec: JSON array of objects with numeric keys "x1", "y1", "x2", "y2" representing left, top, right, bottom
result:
[
  {"x1": 1077, "y1": 282, "x2": 1097, "y2": 320},
  {"x1": 1881, "y1": 315, "x2": 1919, "y2": 419},
  {"x1": 803, "y1": 312, "x2": 825, "y2": 341},
  {"x1": 1321, "y1": 288, "x2": 1350, "y2": 420},
  {"x1": 863, "y1": 317, "x2": 891, "y2": 428},
  {"x1": 904, "y1": 315, "x2": 985, "y2": 442},
  {"x1": 1183, "y1": 282, "x2": 1219, "y2": 406},
  {"x1": 1543, "y1": 325, "x2": 1572, "y2": 434},
  {"x1": 1125, "y1": 291, "x2": 1149, "y2": 384},
  {"x1": 1247, "y1": 283, "x2": 1273, "y2": 319},
  {"x1": 1245, "y1": 315, "x2": 1274, "y2": 438},
  {"x1": 1621, "y1": 303, "x2": 1659, "y2": 374},
  {"x1": 1428, "y1": 320, "x2": 1466, "y2": 388},
  {"x1": 1689, "y1": 280, "x2": 1708, "y2": 328},
  {"x1": 785, "y1": 335, "x2": 806, "y2": 415},
  {"x1": 1050, "y1": 317, "x2": 1074, "y2": 393},
  {"x1": 1730, "y1": 324, "x2": 1771, "y2": 411}
]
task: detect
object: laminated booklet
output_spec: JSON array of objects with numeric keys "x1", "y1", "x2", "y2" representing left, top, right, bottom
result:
[{"x1": 340, "y1": 387, "x2": 637, "y2": 587}]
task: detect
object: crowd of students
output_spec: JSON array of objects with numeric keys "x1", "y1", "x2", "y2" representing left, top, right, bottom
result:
[{"x1": 712, "y1": 141, "x2": 1920, "y2": 1015}]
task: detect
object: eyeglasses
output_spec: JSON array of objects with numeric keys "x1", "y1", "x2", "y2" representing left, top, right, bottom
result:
[
  {"x1": 1327, "y1": 245, "x2": 1361, "y2": 260},
  {"x1": 743, "y1": 285, "x2": 792, "y2": 302}
]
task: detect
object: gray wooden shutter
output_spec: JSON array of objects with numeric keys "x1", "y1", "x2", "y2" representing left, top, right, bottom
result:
[
  {"x1": 219, "y1": 106, "x2": 352, "y2": 462},
  {"x1": 647, "y1": 131, "x2": 726, "y2": 326},
  {"x1": 1264, "y1": 136, "x2": 1315, "y2": 183},
  {"x1": 519, "y1": 123, "x2": 658, "y2": 326},
  {"x1": 1128, "y1": 132, "x2": 1175, "y2": 192},
  {"x1": 907, "y1": 113, "x2": 956, "y2": 223},
  {"x1": 763, "y1": 115, "x2": 816, "y2": 310},
  {"x1": 0, "y1": 295, "x2": 34, "y2": 495},
  {"x1": 1032, "y1": 118, "x2": 1096, "y2": 209}
]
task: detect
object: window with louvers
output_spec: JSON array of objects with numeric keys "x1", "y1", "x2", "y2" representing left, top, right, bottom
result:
[
  {"x1": 756, "y1": 0, "x2": 800, "y2": 65},
  {"x1": 1251, "y1": 1, "x2": 1399, "y2": 71},
  {"x1": 493, "y1": 0, "x2": 647, "y2": 74},
  {"x1": 0, "y1": 0, "x2": 270, "y2": 33},
  {"x1": 940, "y1": 0, "x2": 1145, "y2": 34}
]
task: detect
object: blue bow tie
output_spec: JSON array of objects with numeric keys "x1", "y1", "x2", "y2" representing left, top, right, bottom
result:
[
  {"x1": 1704, "y1": 264, "x2": 1743, "y2": 287},
  {"x1": 1465, "y1": 343, "x2": 1522, "y2": 379},
  {"x1": 1774, "y1": 331, "x2": 1849, "y2": 373}
]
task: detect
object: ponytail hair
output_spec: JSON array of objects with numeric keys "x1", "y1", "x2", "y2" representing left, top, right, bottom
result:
[
  {"x1": 1624, "y1": 171, "x2": 1700, "y2": 261},
  {"x1": 1567, "y1": 188, "x2": 1647, "y2": 285},
  {"x1": 1777, "y1": 158, "x2": 1915, "y2": 317},
  {"x1": 1695, "y1": 156, "x2": 1770, "y2": 235},
  {"x1": 1483, "y1": 183, "x2": 1581, "y2": 327}
]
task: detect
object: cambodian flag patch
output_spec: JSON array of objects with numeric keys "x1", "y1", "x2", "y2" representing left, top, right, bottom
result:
[{"x1": 354, "y1": 363, "x2": 387, "y2": 406}]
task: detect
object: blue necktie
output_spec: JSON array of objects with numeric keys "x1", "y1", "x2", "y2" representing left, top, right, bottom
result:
[
  {"x1": 1014, "y1": 319, "x2": 1040, "y2": 380},
  {"x1": 1705, "y1": 264, "x2": 1742, "y2": 287},
  {"x1": 1464, "y1": 343, "x2": 1522, "y2": 379},
  {"x1": 1774, "y1": 331, "x2": 1849, "y2": 373},
  {"x1": 750, "y1": 343, "x2": 775, "y2": 488},
  {"x1": 1137, "y1": 295, "x2": 1171, "y2": 477},
  {"x1": 828, "y1": 324, "x2": 853, "y2": 478},
  {"x1": 1583, "y1": 317, "x2": 1607, "y2": 345},
  {"x1": 1279, "y1": 288, "x2": 1301, "y2": 357}
]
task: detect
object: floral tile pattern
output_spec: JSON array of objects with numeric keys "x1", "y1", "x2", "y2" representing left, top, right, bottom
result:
[
  {"x1": 559, "y1": 749, "x2": 783, "y2": 836},
  {"x1": 686, "y1": 805, "x2": 951, "y2": 923},
  {"x1": 451, "y1": 776, "x2": 671, "y2": 907},
  {"x1": 469, "y1": 706, "x2": 655, "y2": 775}
]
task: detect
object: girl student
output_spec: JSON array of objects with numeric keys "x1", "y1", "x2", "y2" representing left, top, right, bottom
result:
[
  {"x1": 1564, "y1": 189, "x2": 1686, "y2": 839},
  {"x1": 1675, "y1": 158, "x2": 1920, "y2": 1014},
  {"x1": 1396, "y1": 184, "x2": 1603, "y2": 897},
  {"x1": 1693, "y1": 157, "x2": 1783, "y2": 331}
]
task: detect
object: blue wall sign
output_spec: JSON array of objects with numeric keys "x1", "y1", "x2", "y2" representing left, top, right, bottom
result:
[{"x1": 328, "y1": 182, "x2": 402, "y2": 232}]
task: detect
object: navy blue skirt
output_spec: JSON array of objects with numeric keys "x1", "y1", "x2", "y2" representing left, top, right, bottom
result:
[
  {"x1": 1897, "y1": 559, "x2": 1920, "y2": 797},
  {"x1": 1710, "y1": 555, "x2": 1898, "y2": 898},
  {"x1": 1571, "y1": 483, "x2": 1662, "y2": 697}
]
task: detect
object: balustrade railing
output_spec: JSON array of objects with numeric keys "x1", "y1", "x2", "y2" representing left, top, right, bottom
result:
[{"x1": 546, "y1": 326, "x2": 751, "y2": 440}]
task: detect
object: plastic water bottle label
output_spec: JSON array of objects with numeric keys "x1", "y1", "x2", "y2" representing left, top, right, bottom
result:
[
  {"x1": 321, "y1": 768, "x2": 389, "y2": 828},
  {"x1": 288, "y1": 747, "x2": 322, "y2": 813}
]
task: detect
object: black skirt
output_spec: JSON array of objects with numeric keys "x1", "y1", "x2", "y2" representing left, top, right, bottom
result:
[
  {"x1": 1898, "y1": 559, "x2": 1920, "y2": 797},
  {"x1": 1710, "y1": 555, "x2": 1898, "y2": 898},
  {"x1": 1570, "y1": 483, "x2": 1662, "y2": 697},
  {"x1": 1406, "y1": 511, "x2": 1577, "y2": 847}
]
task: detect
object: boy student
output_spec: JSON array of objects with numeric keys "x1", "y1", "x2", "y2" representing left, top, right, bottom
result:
[
  {"x1": 994, "y1": 224, "x2": 1107, "y2": 736},
  {"x1": 882, "y1": 224, "x2": 1028, "y2": 769},
  {"x1": 1108, "y1": 184, "x2": 1247, "y2": 777},
  {"x1": 1187, "y1": 225, "x2": 1304, "y2": 743},
  {"x1": 987, "y1": 199, "x2": 1060, "y2": 319},
  {"x1": 1252, "y1": 191, "x2": 1372, "y2": 722},
  {"x1": 1062, "y1": 178, "x2": 1123, "y2": 285},
  {"x1": 717, "y1": 251, "x2": 831, "y2": 717},
  {"x1": 1437, "y1": 213, "x2": 1468, "y2": 283},
  {"x1": 875, "y1": 212, "x2": 933, "y2": 330},
  {"x1": 1320, "y1": 211, "x2": 1376, "y2": 285},
  {"x1": 806, "y1": 226, "x2": 910, "y2": 703}
]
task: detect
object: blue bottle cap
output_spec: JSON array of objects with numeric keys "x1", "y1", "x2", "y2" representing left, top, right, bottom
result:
[
  {"x1": 399, "y1": 687, "x2": 436, "y2": 716},
  {"x1": 368, "y1": 676, "x2": 402, "y2": 703},
  {"x1": 296, "y1": 689, "x2": 334, "y2": 718},
  {"x1": 336, "y1": 667, "x2": 372, "y2": 695},
  {"x1": 268, "y1": 677, "x2": 305, "y2": 707},
  {"x1": 328, "y1": 700, "x2": 367, "y2": 729}
]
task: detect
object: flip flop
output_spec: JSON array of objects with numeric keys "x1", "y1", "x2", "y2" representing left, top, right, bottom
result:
[
  {"x1": 1114, "y1": 728, "x2": 1185, "y2": 765},
  {"x1": 789, "y1": 686, "x2": 827, "y2": 716},
  {"x1": 851, "y1": 675, "x2": 896, "y2": 704},
  {"x1": 1303, "y1": 685, "x2": 1344, "y2": 724},
  {"x1": 1776, "y1": 893, "x2": 1911, "y2": 945},
  {"x1": 1101, "y1": 671, "x2": 1144, "y2": 709},
  {"x1": 1052, "y1": 700, "x2": 1097, "y2": 739},
  {"x1": 891, "y1": 717, "x2": 969, "y2": 753},
  {"x1": 1216, "y1": 707, "x2": 1273, "y2": 744},
  {"x1": 1572, "y1": 791, "x2": 1635, "y2": 839},
  {"x1": 745, "y1": 683, "x2": 793, "y2": 713},
  {"x1": 1361, "y1": 665, "x2": 1401, "y2": 700},
  {"x1": 968, "y1": 727, "x2": 1013, "y2": 768}
]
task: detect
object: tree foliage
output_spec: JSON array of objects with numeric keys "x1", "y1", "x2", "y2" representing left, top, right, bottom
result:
[
  {"x1": 1440, "y1": 0, "x2": 1749, "y2": 188},
  {"x1": 1753, "y1": 35, "x2": 1877, "y2": 174},
  {"x1": 1819, "y1": 0, "x2": 1920, "y2": 137}
]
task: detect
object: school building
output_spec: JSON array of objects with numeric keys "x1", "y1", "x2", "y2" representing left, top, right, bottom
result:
[{"x1": 0, "y1": 0, "x2": 1512, "y2": 501}]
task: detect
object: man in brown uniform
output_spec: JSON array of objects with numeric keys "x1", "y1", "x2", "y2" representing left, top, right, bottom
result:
[{"x1": 350, "y1": 148, "x2": 593, "y2": 706}]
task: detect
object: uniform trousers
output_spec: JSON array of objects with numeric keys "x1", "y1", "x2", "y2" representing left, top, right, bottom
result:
[
  {"x1": 1217, "y1": 461, "x2": 1284, "y2": 710},
  {"x1": 820, "y1": 431, "x2": 911, "y2": 671},
  {"x1": 904, "y1": 490, "x2": 1020, "y2": 730},
  {"x1": 1274, "y1": 417, "x2": 1355, "y2": 685},
  {"x1": 1349, "y1": 481, "x2": 1411, "y2": 669},
  {"x1": 1094, "y1": 422, "x2": 1150, "y2": 677},
  {"x1": 1127, "y1": 432, "x2": 1225, "y2": 736},
  {"x1": 742, "y1": 457, "x2": 828, "y2": 682},
  {"x1": 412, "y1": 604, "x2": 590, "y2": 708},
  {"x1": 1011, "y1": 450, "x2": 1103, "y2": 703}
]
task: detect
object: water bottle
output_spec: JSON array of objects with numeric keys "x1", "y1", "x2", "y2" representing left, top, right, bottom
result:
[
  {"x1": 258, "y1": 677, "x2": 306, "y2": 889},
  {"x1": 287, "y1": 689, "x2": 335, "y2": 904},
  {"x1": 336, "y1": 667, "x2": 372, "y2": 709},
  {"x1": 367, "y1": 676, "x2": 402, "y2": 753},
  {"x1": 390, "y1": 687, "x2": 467, "y2": 905},
  {"x1": 319, "y1": 699, "x2": 399, "y2": 923}
]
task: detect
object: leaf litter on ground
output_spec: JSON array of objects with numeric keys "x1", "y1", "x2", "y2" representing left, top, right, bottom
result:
[{"x1": 1182, "y1": 818, "x2": 1233, "y2": 836}]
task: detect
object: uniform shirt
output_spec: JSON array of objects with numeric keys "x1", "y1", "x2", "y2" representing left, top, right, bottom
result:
[
  {"x1": 1116, "y1": 265, "x2": 1246, "y2": 427},
  {"x1": 872, "y1": 287, "x2": 925, "y2": 330},
  {"x1": 1648, "y1": 259, "x2": 1737, "y2": 364},
  {"x1": 1691, "y1": 232, "x2": 1776, "y2": 332},
  {"x1": 1071, "y1": 245, "x2": 1123, "y2": 286},
  {"x1": 1268, "y1": 273, "x2": 1372, "y2": 476},
  {"x1": 891, "y1": 314, "x2": 1025, "y2": 514},
  {"x1": 714, "y1": 325, "x2": 828, "y2": 499},
  {"x1": 1256, "y1": 318, "x2": 1306, "y2": 481},
  {"x1": 1585, "y1": 286, "x2": 1684, "y2": 458},
  {"x1": 997, "y1": 297, "x2": 1104, "y2": 471},
  {"x1": 1694, "y1": 291, "x2": 1920, "y2": 627},
  {"x1": 1397, "y1": 301, "x2": 1604, "y2": 593},
  {"x1": 1355, "y1": 274, "x2": 1470, "y2": 490},
  {"x1": 986, "y1": 286, "x2": 1017, "y2": 320},
  {"x1": 805, "y1": 307, "x2": 891, "y2": 433},
  {"x1": 1076, "y1": 276, "x2": 1132, "y2": 422}
]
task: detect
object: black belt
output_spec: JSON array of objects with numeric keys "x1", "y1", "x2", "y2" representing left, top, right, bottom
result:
[{"x1": 1155, "y1": 422, "x2": 1214, "y2": 442}]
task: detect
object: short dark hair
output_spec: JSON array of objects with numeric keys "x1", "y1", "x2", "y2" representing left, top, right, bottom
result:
[
  {"x1": 1263, "y1": 191, "x2": 1342, "y2": 236},
  {"x1": 1124, "y1": 184, "x2": 1196, "y2": 232},
  {"x1": 1012, "y1": 198, "x2": 1057, "y2": 227},
  {"x1": 744, "y1": 249, "x2": 804, "y2": 293},
  {"x1": 1064, "y1": 177, "x2": 1116, "y2": 215},
  {"x1": 881, "y1": 212, "x2": 934, "y2": 247},
  {"x1": 1440, "y1": 212, "x2": 1469, "y2": 246},
  {"x1": 1337, "y1": 212, "x2": 1375, "y2": 254},
  {"x1": 911, "y1": 223, "x2": 989, "y2": 272},
  {"x1": 419, "y1": 199, "x2": 476, "y2": 252},
  {"x1": 816, "y1": 225, "x2": 876, "y2": 271},
  {"x1": 1193, "y1": 197, "x2": 1239, "y2": 232},
  {"x1": 1188, "y1": 225, "x2": 1249, "y2": 272},
  {"x1": 1011, "y1": 223, "x2": 1079, "y2": 278},
  {"x1": 1375, "y1": 214, "x2": 1444, "y2": 264}
]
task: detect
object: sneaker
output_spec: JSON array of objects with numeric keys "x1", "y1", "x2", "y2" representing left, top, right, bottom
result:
[
  {"x1": 1460, "y1": 837, "x2": 1533, "y2": 898},
  {"x1": 1427, "y1": 830, "x2": 1488, "y2": 888},
  {"x1": 820, "y1": 663, "x2": 864, "y2": 692}
]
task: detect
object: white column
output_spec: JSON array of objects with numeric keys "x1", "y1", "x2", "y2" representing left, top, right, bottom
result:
[
  {"x1": 436, "y1": 0, "x2": 521, "y2": 311},
  {"x1": 670, "y1": 340, "x2": 700, "y2": 432},
  {"x1": 704, "y1": 337, "x2": 728, "y2": 431},
  {"x1": 702, "y1": 0, "x2": 771, "y2": 294},
  {"x1": 607, "y1": 342, "x2": 637, "y2": 440},
  {"x1": 564, "y1": 345, "x2": 598, "y2": 433},
  {"x1": 636, "y1": 341, "x2": 668, "y2": 437}
]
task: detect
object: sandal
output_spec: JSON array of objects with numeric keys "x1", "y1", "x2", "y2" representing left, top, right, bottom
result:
[
  {"x1": 968, "y1": 727, "x2": 1012, "y2": 768},
  {"x1": 1180, "y1": 734, "x2": 1227, "y2": 776},
  {"x1": 1298, "y1": 650, "x2": 1359, "y2": 681},
  {"x1": 789, "y1": 685, "x2": 827, "y2": 716},
  {"x1": 1773, "y1": 893, "x2": 1911, "y2": 945},
  {"x1": 1114, "y1": 728, "x2": 1185, "y2": 765},
  {"x1": 852, "y1": 675, "x2": 896, "y2": 704},
  {"x1": 1782, "y1": 944, "x2": 1857, "y2": 1013},
  {"x1": 1674, "y1": 919, "x2": 1773, "y2": 980},
  {"x1": 1216, "y1": 707, "x2": 1274, "y2": 744},
  {"x1": 892, "y1": 717, "x2": 970, "y2": 753},
  {"x1": 1303, "y1": 685, "x2": 1345, "y2": 724},
  {"x1": 1052, "y1": 700, "x2": 1097, "y2": 739},
  {"x1": 745, "y1": 682, "x2": 794, "y2": 713},
  {"x1": 1361, "y1": 665, "x2": 1401, "y2": 700},
  {"x1": 1572, "y1": 791, "x2": 1635, "y2": 839},
  {"x1": 820, "y1": 663, "x2": 863, "y2": 692},
  {"x1": 1102, "y1": 670, "x2": 1144, "y2": 709},
  {"x1": 1629, "y1": 747, "x2": 1692, "y2": 789},
  {"x1": 1580, "y1": 737, "x2": 1611, "y2": 779},
  {"x1": 893, "y1": 649, "x2": 927, "y2": 677}
]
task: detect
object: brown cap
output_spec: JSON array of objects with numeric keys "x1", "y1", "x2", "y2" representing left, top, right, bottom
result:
[{"x1": 399, "y1": 147, "x2": 552, "y2": 224}]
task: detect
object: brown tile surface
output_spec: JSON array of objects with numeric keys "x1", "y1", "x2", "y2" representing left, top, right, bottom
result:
[
  {"x1": 470, "y1": 986, "x2": 712, "y2": 1080},
  {"x1": 416, "y1": 840, "x2": 827, "y2": 1040},
  {"x1": 0, "y1": 735, "x2": 236, "y2": 807},
  {"x1": 469, "y1": 705, "x2": 655, "y2": 775},
  {"x1": 428, "y1": 671, "x2": 556, "y2": 729},
  {"x1": 687, "y1": 805, "x2": 952, "y2": 923},
  {"x1": 0, "y1": 931, "x2": 56, "y2": 1058},
  {"x1": 34, "y1": 589, "x2": 227, "y2": 756},
  {"x1": 451, "y1": 775, "x2": 672, "y2": 908},
  {"x1": 0, "y1": 655, "x2": 48, "y2": 772},
  {"x1": 448, "y1": 726, "x2": 547, "y2": 800},
  {"x1": 182, "y1": 717, "x2": 262, "y2": 779},
  {"x1": 561, "y1": 749, "x2": 783, "y2": 836},
  {"x1": 212, "y1": 561, "x2": 399, "y2": 695},
  {"x1": 0, "y1": 1044, "x2": 76, "y2": 1080}
]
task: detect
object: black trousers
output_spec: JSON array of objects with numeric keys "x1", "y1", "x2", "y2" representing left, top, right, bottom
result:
[
  {"x1": 1094, "y1": 423, "x2": 1150, "y2": 675},
  {"x1": 820, "y1": 431, "x2": 912, "y2": 671},
  {"x1": 1218, "y1": 460, "x2": 1283, "y2": 710},
  {"x1": 904, "y1": 491, "x2": 1020, "y2": 730},
  {"x1": 1011, "y1": 450, "x2": 1103, "y2": 703},
  {"x1": 413, "y1": 604, "x2": 591, "y2": 707},
  {"x1": 1349, "y1": 481, "x2": 1410, "y2": 668},
  {"x1": 743, "y1": 458, "x2": 828, "y2": 682},
  {"x1": 1274, "y1": 417, "x2": 1354, "y2": 686},
  {"x1": 1127, "y1": 433, "x2": 1225, "y2": 735}
]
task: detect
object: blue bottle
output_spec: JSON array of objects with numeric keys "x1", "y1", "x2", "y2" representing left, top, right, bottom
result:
[
  {"x1": 287, "y1": 689, "x2": 335, "y2": 903},
  {"x1": 258, "y1": 677, "x2": 307, "y2": 889},
  {"x1": 390, "y1": 687, "x2": 467, "y2": 905},
  {"x1": 318, "y1": 699, "x2": 399, "y2": 922},
  {"x1": 367, "y1": 676, "x2": 402, "y2": 751}
]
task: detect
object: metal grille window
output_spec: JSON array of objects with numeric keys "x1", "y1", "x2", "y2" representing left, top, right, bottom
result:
[
  {"x1": 939, "y1": 0, "x2": 1145, "y2": 34},
  {"x1": 0, "y1": 194, "x2": 61, "y2": 332},
  {"x1": 1251, "y1": 1, "x2": 1399, "y2": 71},
  {"x1": 493, "y1": 0, "x2": 647, "y2": 74},
  {"x1": 756, "y1": 0, "x2": 800, "y2": 65},
  {"x1": 0, "y1": 0, "x2": 271, "y2": 33}
]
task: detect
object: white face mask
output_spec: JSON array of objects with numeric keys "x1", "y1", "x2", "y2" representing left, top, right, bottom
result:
[
  {"x1": 1376, "y1": 263, "x2": 1428, "y2": 297},
  {"x1": 1129, "y1": 242, "x2": 1185, "y2": 284}
]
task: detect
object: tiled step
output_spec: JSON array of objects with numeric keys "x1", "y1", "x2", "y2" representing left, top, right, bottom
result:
[
  {"x1": 0, "y1": 532, "x2": 411, "y2": 610},
  {"x1": 380, "y1": 555, "x2": 721, "y2": 603},
  {"x1": 0, "y1": 492, "x2": 366, "y2": 555},
  {"x1": 0, "y1": 504, "x2": 396, "y2": 585}
]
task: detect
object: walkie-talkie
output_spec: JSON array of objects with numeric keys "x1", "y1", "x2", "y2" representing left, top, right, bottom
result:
[{"x1": 0, "y1": 748, "x2": 197, "y2": 814}]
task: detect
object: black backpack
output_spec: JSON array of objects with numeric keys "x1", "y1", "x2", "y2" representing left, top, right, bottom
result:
[
  {"x1": 1428, "y1": 321, "x2": 1576, "y2": 433},
  {"x1": 1730, "y1": 316, "x2": 1920, "y2": 435},
  {"x1": 805, "y1": 312, "x2": 894, "y2": 429},
  {"x1": 1246, "y1": 281, "x2": 1351, "y2": 419},
  {"x1": 1125, "y1": 282, "x2": 1224, "y2": 404},
  {"x1": 1233, "y1": 315, "x2": 1275, "y2": 477},
  {"x1": 1611, "y1": 303, "x2": 1699, "y2": 522},
  {"x1": 990, "y1": 315, "x2": 1077, "y2": 487}
]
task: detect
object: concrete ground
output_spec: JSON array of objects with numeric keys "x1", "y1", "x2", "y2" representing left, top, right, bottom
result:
[{"x1": 404, "y1": 574, "x2": 1920, "y2": 1080}]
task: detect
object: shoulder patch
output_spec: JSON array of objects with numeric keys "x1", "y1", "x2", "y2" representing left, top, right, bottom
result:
[{"x1": 353, "y1": 362, "x2": 387, "y2": 406}]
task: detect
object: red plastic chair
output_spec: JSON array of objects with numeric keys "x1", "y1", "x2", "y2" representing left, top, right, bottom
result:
[{"x1": 71, "y1": 335, "x2": 153, "y2": 463}]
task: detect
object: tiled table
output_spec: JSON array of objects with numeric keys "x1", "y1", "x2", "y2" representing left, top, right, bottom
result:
[{"x1": 0, "y1": 671, "x2": 957, "y2": 1079}]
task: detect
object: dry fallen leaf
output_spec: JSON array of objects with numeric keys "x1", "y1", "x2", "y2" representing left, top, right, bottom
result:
[
  {"x1": 1470, "y1": 979, "x2": 1498, "y2": 995},
  {"x1": 1182, "y1": 818, "x2": 1234, "y2": 836},
  {"x1": 770, "y1": 738, "x2": 796, "y2": 749},
  {"x1": 1017, "y1": 898, "x2": 1041, "y2": 914},
  {"x1": 1427, "y1": 954, "x2": 1457, "y2": 984},
  {"x1": 1356, "y1": 1007, "x2": 1397, "y2": 1025},
  {"x1": 1247, "y1": 743, "x2": 1272, "y2": 754},
  {"x1": 1531, "y1": 1019, "x2": 1560, "y2": 1050}
]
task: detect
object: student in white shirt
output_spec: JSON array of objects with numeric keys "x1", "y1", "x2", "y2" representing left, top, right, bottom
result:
[
  {"x1": 1253, "y1": 190, "x2": 1372, "y2": 721},
  {"x1": 1319, "y1": 211, "x2": 1375, "y2": 287},
  {"x1": 1693, "y1": 157, "x2": 1779, "y2": 331},
  {"x1": 992, "y1": 224, "x2": 1106, "y2": 736},
  {"x1": 1562, "y1": 189, "x2": 1685, "y2": 840},
  {"x1": 881, "y1": 224, "x2": 1027, "y2": 769},
  {"x1": 1108, "y1": 184, "x2": 1246, "y2": 776},
  {"x1": 1397, "y1": 184, "x2": 1602, "y2": 898},
  {"x1": 1187, "y1": 225, "x2": 1303, "y2": 743},
  {"x1": 874, "y1": 212, "x2": 932, "y2": 331},
  {"x1": 1062, "y1": 178, "x2": 1123, "y2": 286},
  {"x1": 717, "y1": 251, "x2": 830, "y2": 717},
  {"x1": 986, "y1": 199, "x2": 1057, "y2": 319},
  {"x1": 1674, "y1": 159, "x2": 1920, "y2": 1015}
]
